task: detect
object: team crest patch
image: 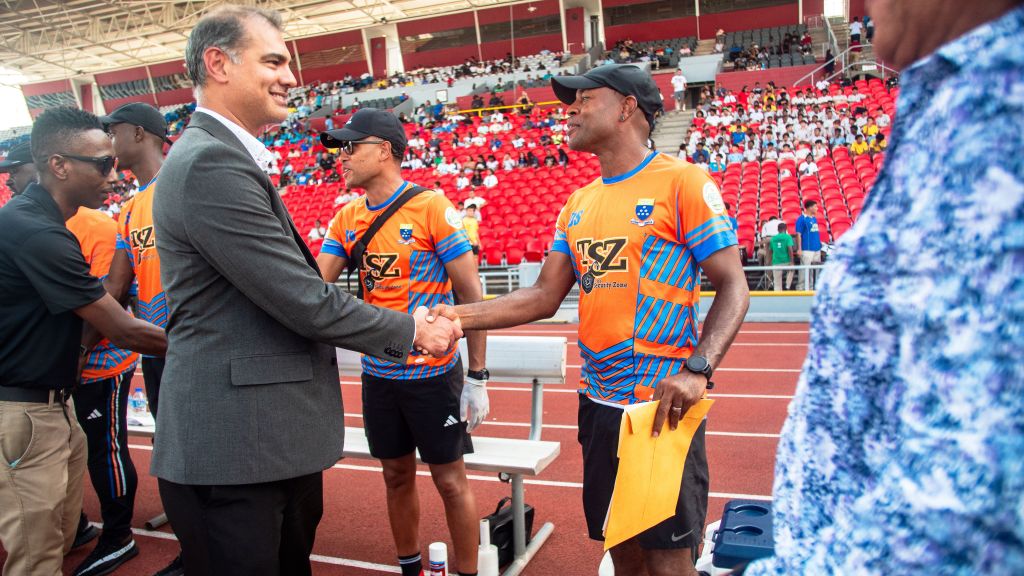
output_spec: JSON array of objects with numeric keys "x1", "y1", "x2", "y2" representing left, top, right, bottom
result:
[
  {"x1": 345, "y1": 229, "x2": 357, "y2": 242},
  {"x1": 630, "y1": 198, "x2": 655, "y2": 227},
  {"x1": 398, "y1": 224, "x2": 415, "y2": 245},
  {"x1": 702, "y1": 182, "x2": 726, "y2": 215},
  {"x1": 445, "y1": 207, "x2": 464, "y2": 229}
]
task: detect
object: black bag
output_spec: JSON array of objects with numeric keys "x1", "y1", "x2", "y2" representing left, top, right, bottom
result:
[
  {"x1": 346, "y1": 185, "x2": 427, "y2": 299},
  {"x1": 485, "y1": 497, "x2": 534, "y2": 567}
]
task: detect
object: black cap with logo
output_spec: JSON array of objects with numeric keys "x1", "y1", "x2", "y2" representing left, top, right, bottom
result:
[
  {"x1": 320, "y1": 109, "x2": 407, "y2": 158},
  {"x1": 100, "y1": 102, "x2": 172, "y2": 145},
  {"x1": 551, "y1": 64, "x2": 664, "y2": 133},
  {"x1": 0, "y1": 141, "x2": 33, "y2": 172}
]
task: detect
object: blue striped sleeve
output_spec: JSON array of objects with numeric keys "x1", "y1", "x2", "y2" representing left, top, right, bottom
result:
[
  {"x1": 551, "y1": 229, "x2": 571, "y2": 256},
  {"x1": 684, "y1": 215, "x2": 738, "y2": 263},
  {"x1": 115, "y1": 233, "x2": 130, "y2": 251},
  {"x1": 320, "y1": 238, "x2": 347, "y2": 259},
  {"x1": 435, "y1": 230, "x2": 472, "y2": 263}
]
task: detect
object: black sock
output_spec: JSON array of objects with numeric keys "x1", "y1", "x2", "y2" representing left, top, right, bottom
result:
[
  {"x1": 458, "y1": 572, "x2": 478, "y2": 576},
  {"x1": 398, "y1": 552, "x2": 422, "y2": 576}
]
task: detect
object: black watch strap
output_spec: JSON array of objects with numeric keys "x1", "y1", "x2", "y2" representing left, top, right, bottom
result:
[{"x1": 467, "y1": 368, "x2": 489, "y2": 380}]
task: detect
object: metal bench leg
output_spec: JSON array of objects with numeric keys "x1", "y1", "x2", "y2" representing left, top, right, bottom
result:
[
  {"x1": 144, "y1": 512, "x2": 168, "y2": 530},
  {"x1": 501, "y1": 474, "x2": 554, "y2": 576}
]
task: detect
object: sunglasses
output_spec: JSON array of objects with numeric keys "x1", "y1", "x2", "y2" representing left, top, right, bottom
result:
[
  {"x1": 337, "y1": 140, "x2": 387, "y2": 155},
  {"x1": 55, "y1": 154, "x2": 117, "y2": 176}
]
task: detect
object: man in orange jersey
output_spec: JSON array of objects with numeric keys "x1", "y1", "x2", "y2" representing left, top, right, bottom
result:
[
  {"x1": 101, "y1": 102, "x2": 185, "y2": 576},
  {"x1": 429, "y1": 65, "x2": 750, "y2": 576},
  {"x1": 316, "y1": 109, "x2": 487, "y2": 576},
  {"x1": 66, "y1": 207, "x2": 142, "y2": 576}
]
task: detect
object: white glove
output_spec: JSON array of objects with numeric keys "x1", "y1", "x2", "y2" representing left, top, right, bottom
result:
[{"x1": 460, "y1": 375, "x2": 489, "y2": 432}]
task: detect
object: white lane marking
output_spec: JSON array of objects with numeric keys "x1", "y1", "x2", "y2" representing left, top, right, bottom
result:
[
  {"x1": 340, "y1": 413, "x2": 784, "y2": 436},
  {"x1": 93, "y1": 524, "x2": 401, "y2": 574},
  {"x1": 498, "y1": 329, "x2": 808, "y2": 335}
]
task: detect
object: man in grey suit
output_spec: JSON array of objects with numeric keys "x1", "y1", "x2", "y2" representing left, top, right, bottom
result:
[{"x1": 152, "y1": 6, "x2": 462, "y2": 575}]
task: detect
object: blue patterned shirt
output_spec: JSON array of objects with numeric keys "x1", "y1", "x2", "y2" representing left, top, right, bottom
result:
[{"x1": 747, "y1": 7, "x2": 1024, "y2": 575}]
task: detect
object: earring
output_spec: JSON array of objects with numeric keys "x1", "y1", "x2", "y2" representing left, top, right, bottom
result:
[{"x1": 620, "y1": 115, "x2": 626, "y2": 121}]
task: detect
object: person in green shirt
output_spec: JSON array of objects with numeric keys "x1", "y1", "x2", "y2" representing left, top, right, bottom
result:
[{"x1": 770, "y1": 222, "x2": 795, "y2": 291}]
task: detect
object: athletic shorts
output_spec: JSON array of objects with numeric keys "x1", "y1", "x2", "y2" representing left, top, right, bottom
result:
[
  {"x1": 577, "y1": 394, "x2": 709, "y2": 553},
  {"x1": 362, "y1": 364, "x2": 473, "y2": 465}
]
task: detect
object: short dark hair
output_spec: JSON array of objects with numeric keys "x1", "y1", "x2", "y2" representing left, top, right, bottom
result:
[
  {"x1": 31, "y1": 107, "x2": 103, "y2": 167},
  {"x1": 804, "y1": 199, "x2": 817, "y2": 209},
  {"x1": 185, "y1": 5, "x2": 283, "y2": 89},
  {"x1": 778, "y1": 222, "x2": 788, "y2": 231}
]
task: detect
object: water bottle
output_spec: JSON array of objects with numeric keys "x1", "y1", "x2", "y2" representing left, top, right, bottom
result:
[
  {"x1": 478, "y1": 519, "x2": 499, "y2": 576},
  {"x1": 428, "y1": 542, "x2": 447, "y2": 576},
  {"x1": 128, "y1": 387, "x2": 148, "y2": 423}
]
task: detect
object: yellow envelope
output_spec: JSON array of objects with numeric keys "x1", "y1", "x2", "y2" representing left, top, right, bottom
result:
[{"x1": 603, "y1": 398, "x2": 715, "y2": 550}]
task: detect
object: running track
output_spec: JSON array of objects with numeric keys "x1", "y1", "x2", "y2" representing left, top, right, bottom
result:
[{"x1": 4, "y1": 322, "x2": 808, "y2": 575}]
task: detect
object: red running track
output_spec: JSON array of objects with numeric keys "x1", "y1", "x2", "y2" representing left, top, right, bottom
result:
[{"x1": 2, "y1": 322, "x2": 808, "y2": 575}]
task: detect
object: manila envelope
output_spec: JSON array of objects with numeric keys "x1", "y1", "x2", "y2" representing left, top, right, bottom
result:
[{"x1": 603, "y1": 398, "x2": 715, "y2": 550}]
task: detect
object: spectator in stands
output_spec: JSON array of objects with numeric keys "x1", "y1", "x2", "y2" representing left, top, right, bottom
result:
[
  {"x1": 0, "y1": 141, "x2": 36, "y2": 196},
  {"x1": 307, "y1": 219, "x2": 327, "y2": 241},
  {"x1": 769, "y1": 222, "x2": 795, "y2": 291},
  {"x1": 671, "y1": 69, "x2": 687, "y2": 112},
  {"x1": 849, "y1": 16, "x2": 863, "y2": 44},
  {"x1": 482, "y1": 169, "x2": 499, "y2": 188},
  {"x1": 487, "y1": 92, "x2": 504, "y2": 107},
  {"x1": 691, "y1": 142, "x2": 710, "y2": 164},
  {"x1": 850, "y1": 133, "x2": 870, "y2": 155},
  {"x1": 794, "y1": 199, "x2": 823, "y2": 290},
  {"x1": 871, "y1": 132, "x2": 888, "y2": 153},
  {"x1": 798, "y1": 153, "x2": 819, "y2": 175},
  {"x1": 708, "y1": 154, "x2": 725, "y2": 174},
  {"x1": 558, "y1": 147, "x2": 570, "y2": 166},
  {"x1": 462, "y1": 204, "x2": 481, "y2": 255}
]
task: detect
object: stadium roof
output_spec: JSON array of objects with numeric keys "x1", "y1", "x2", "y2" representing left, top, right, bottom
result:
[{"x1": 1, "y1": 0, "x2": 538, "y2": 84}]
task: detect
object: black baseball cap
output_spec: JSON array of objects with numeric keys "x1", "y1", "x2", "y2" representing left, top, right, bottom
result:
[
  {"x1": 100, "y1": 102, "x2": 172, "y2": 145},
  {"x1": 321, "y1": 109, "x2": 407, "y2": 158},
  {"x1": 0, "y1": 141, "x2": 33, "y2": 172},
  {"x1": 551, "y1": 64, "x2": 664, "y2": 133}
]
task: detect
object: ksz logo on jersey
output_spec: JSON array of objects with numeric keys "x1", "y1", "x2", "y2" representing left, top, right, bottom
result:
[
  {"x1": 630, "y1": 198, "x2": 655, "y2": 227},
  {"x1": 398, "y1": 224, "x2": 415, "y2": 245},
  {"x1": 575, "y1": 237, "x2": 628, "y2": 293},
  {"x1": 128, "y1": 225, "x2": 155, "y2": 251},
  {"x1": 360, "y1": 252, "x2": 401, "y2": 292}
]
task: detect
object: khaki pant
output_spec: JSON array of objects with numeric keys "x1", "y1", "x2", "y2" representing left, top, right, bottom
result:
[
  {"x1": 772, "y1": 268, "x2": 795, "y2": 291},
  {"x1": 800, "y1": 250, "x2": 822, "y2": 290},
  {"x1": 0, "y1": 396, "x2": 87, "y2": 576}
]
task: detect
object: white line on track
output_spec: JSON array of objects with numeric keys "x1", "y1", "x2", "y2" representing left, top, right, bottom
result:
[
  {"x1": 562, "y1": 342, "x2": 807, "y2": 348},
  {"x1": 498, "y1": 329, "x2": 808, "y2": 336},
  {"x1": 340, "y1": 382, "x2": 796, "y2": 396},
  {"x1": 93, "y1": 523, "x2": 402, "y2": 573},
  {"x1": 339, "y1": 413, "x2": 784, "y2": 436}
]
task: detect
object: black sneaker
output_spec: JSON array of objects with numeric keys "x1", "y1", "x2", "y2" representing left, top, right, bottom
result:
[
  {"x1": 72, "y1": 537, "x2": 139, "y2": 576},
  {"x1": 71, "y1": 514, "x2": 100, "y2": 550},
  {"x1": 152, "y1": 553, "x2": 185, "y2": 576}
]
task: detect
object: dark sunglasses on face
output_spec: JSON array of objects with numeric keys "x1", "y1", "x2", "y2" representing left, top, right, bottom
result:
[
  {"x1": 337, "y1": 140, "x2": 387, "y2": 155},
  {"x1": 54, "y1": 154, "x2": 117, "y2": 176}
]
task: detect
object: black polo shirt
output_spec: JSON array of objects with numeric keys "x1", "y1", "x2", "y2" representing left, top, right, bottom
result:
[{"x1": 0, "y1": 183, "x2": 106, "y2": 390}]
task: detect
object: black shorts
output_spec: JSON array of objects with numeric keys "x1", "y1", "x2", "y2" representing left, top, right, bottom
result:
[
  {"x1": 362, "y1": 364, "x2": 473, "y2": 465},
  {"x1": 577, "y1": 394, "x2": 709, "y2": 552}
]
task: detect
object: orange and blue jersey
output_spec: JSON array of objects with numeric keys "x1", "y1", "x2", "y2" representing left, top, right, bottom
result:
[
  {"x1": 116, "y1": 180, "x2": 168, "y2": 331},
  {"x1": 66, "y1": 207, "x2": 140, "y2": 384},
  {"x1": 324, "y1": 182, "x2": 473, "y2": 379},
  {"x1": 552, "y1": 152, "x2": 737, "y2": 406}
]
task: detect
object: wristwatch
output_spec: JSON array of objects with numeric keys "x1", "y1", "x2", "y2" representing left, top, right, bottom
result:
[
  {"x1": 467, "y1": 368, "x2": 489, "y2": 380},
  {"x1": 684, "y1": 355, "x2": 715, "y2": 389}
]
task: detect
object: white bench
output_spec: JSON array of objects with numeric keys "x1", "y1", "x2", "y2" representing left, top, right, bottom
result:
[{"x1": 131, "y1": 335, "x2": 567, "y2": 576}]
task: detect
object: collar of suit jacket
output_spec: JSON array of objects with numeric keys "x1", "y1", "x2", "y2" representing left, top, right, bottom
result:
[{"x1": 194, "y1": 107, "x2": 278, "y2": 173}]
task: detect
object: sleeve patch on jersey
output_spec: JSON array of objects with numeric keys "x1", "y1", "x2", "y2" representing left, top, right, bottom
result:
[
  {"x1": 702, "y1": 182, "x2": 726, "y2": 215},
  {"x1": 445, "y1": 207, "x2": 464, "y2": 230}
]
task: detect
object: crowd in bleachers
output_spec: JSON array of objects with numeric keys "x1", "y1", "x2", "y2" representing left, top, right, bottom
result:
[
  {"x1": 717, "y1": 24, "x2": 818, "y2": 70},
  {"x1": 605, "y1": 37, "x2": 699, "y2": 70},
  {"x1": 674, "y1": 77, "x2": 897, "y2": 260}
]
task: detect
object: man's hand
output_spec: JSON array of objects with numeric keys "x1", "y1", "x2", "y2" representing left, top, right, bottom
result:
[
  {"x1": 413, "y1": 306, "x2": 463, "y2": 357},
  {"x1": 651, "y1": 371, "x2": 707, "y2": 437},
  {"x1": 460, "y1": 373, "x2": 489, "y2": 432},
  {"x1": 425, "y1": 303, "x2": 460, "y2": 327}
]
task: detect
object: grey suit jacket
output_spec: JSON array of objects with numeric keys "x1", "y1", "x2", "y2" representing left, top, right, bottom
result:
[{"x1": 152, "y1": 111, "x2": 415, "y2": 485}]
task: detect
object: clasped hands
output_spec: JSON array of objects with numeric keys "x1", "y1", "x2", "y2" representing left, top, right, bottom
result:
[{"x1": 412, "y1": 305, "x2": 462, "y2": 357}]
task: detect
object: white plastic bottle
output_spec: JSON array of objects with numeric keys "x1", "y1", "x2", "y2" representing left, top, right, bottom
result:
[
  {"x1": 478, "y1": 519, "x2": 499, "y2": 576},
  {"x1": 428, "y1": 542, "x2": 447, "y2": 576},
  {"x1": 128, "y1": 387, "x2": 149, "y2": 424}
]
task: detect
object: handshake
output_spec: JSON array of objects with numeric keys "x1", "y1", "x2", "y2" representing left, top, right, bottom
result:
[{"x1": 411, "y1": 304, "x2": 461, "y2": 357}]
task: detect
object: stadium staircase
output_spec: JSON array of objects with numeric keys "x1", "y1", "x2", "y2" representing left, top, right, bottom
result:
[
  {"x1": 695, "y1": 38, "x2": 717, "y2": 56},
  {"x1": 652, "y1": 109, "x2": 695, "y2": 154}
]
